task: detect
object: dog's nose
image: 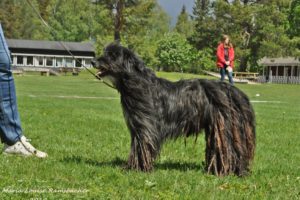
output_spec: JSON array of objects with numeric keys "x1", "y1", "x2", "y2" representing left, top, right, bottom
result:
[{"x1": 91, "y1": 59, "x2": 96, "y2": 67}]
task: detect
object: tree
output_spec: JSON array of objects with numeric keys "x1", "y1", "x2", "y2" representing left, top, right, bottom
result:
[
  {"x1": 174, "y1": 5, "x2": 194, "y2": 38},
  {"x1": 96, "y1": 0, "x2": 170, "y2": 67},
  {"x1": 189, "y1": 0, "x2": 218, "y2": 50},
  {"x1": 97, "y1": 0, "x2": 140, "y2": 42},
  {"x1": 0, "y1": 0, "x2": 22, "y2": 38},
  {"x1": 288, "y1": 0, "x2": 300, "y2": 37},
  {"x1": 0, "y1": 0, "x2": 47, "y2": 39},
  {"x1": 248, "y1": 0, "x2": 300, "y2": 69},
  {"x1": 128, "y1": 3, "x2": 170, "y2": 68},
  {"x1": 0, "y1": 0, "x2": 170, "y2": 69},
  {"x1": 38, "y1": 0, "x2": 51, "y2": 21},
  {"x1": 156, "y1": 32, "x2": 198, "y2": 72},
  {"x1": 288, "y1": 0, "x2": 300, "y2": 53},
  {"x1": 46, "y1": 0, "x2": 96, "y2": 41},
  {"x1": 190, "y1": 0, "x2": 299, "y2": 72}
]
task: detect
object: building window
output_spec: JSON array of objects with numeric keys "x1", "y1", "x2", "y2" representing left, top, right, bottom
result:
[
  {"x1": 75, "y1": 58, "x2": 82, "y2": 67},
  {"x1": 65, "y1": 58, "x2": 73, "y2": 67},
  {"x1": 278, "y1": 66, "x2": 284, "y2": 76},
  {"x1": 17, "y1": 56, "x2": 24, "y2": 65},
  {"x1": 46, "y1": 57, "x2": 53, "y2": 67},
  {"x1": 26, "y1": 56, "x2": 33, "y2": 66},
  {"x1": 85, "y1": 59, "x2": 91, "y2": 67},
  {"x1": 271, "y1": 66, "x2": 276, "y2": 76},
  {"x1": 36, "y1": 56, "x2": 44, "y2": 66},
  {"x1": 56, "y1": 58, "x2": 63, "y2": 67}
]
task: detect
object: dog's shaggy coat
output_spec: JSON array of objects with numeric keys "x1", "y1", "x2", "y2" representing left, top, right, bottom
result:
[{"x1": 93, "y1": 44, "x2": 256, "y2": 176}]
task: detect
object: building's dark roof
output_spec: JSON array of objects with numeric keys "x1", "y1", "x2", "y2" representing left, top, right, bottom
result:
[
  {"x1": 7, "y1": 39, "x2": 94, "y2": 53},
  {"x1": 258, "y1": 57, "x2": 300, "y2": 66}
]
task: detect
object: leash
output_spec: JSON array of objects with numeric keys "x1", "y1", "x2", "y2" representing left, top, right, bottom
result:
[{"x1": 25, "y1": 0, "x2": 116, "y2": 90}]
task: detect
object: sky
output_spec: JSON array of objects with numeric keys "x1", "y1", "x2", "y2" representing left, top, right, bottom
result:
[{"x1": 157, "y1": 0, "x2": 195, "y2": 26}]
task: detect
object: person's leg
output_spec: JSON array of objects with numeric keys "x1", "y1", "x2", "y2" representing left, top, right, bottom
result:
[
  {"x1": 220, "y1": 67, "x2": 226, "y2": 81},
  {"x1": 228, "y1": 71, "x2": 234, "y2": 85},
  {"x1": 0, "y1": 24, "x2": 47, "y2": 158},
  {"x1": 0, "y1": 24, "x2": 23, "y2": 145}
]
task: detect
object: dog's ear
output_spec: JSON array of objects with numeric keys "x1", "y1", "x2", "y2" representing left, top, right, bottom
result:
[
  {"x1": 122, "y1": 48, "x2": 144, "y2": 72},
  {"x1": 104, "y1": 43, "x2": 122, "y2": 59}
]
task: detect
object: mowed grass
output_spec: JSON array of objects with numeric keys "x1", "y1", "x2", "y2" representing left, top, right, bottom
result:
[{"x1": 0, "y1": 70, "x2": 299, "y2": 199}]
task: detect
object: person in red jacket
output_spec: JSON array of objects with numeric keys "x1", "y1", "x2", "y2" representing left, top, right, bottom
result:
[{"x1": 216, "y1": 35, "x2": 234, "y2": 84}]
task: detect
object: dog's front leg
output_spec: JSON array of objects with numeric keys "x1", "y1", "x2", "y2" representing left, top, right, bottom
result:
[{"x1": 127, "y1": 134, "x2": 159, "y2": 172}]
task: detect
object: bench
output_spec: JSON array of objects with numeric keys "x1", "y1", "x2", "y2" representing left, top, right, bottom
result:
[
  {"x1": 40, "y1": 69, "x2": 50, "y2": 76},
  {"x1": 59, "y1": 67, "x2": 81, "y2": 76},
  {"x1": 12, "y1": 70, "x2": 24, "y2": 76}
]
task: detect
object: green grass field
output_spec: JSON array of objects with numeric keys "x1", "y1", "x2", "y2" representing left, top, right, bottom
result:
[{"x1": 0, "y1": 71, "x2": 299, "y2": 199}]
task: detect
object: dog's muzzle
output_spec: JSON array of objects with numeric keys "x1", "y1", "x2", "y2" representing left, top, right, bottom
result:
[
  {"x1": 96, "y1": 69, "x2": 108, "y2": 77},
  {"x1": 91, "y1": 59, "x2": 105, "y2": 77}
]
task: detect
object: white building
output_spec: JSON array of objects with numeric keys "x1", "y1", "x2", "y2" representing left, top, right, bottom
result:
[
  {"x1": 7, "y1": 39, "x2": 95, "y2": 70},
  {"x1": 258, "y1": 57, "x2": 300, "y2": 84}
]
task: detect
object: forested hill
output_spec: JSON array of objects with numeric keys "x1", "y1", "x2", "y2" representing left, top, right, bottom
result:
[{"x1": 0, "y1": 0, "x2": 299, "y2": 73}]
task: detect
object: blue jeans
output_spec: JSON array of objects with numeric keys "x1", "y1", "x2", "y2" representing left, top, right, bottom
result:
[
  {"x1": 0, "y1": 24, "x2": 22, "y2": 145},
  {"x1": 220, "y1": 66, "x2": 234, "y2": 85}
]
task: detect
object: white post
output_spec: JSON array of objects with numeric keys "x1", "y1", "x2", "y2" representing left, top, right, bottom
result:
[
  {"x1": 24, "y1": 56, "x2": 27, "y2": 67},
  {"x1": 269, "y1": 69, "x2": 272, "y2": 83},
  {"x1": 12, "y1": 55, "x2": 17, "y2": 66},
  {"x1": 53, "y1": 57, "x2": 56, "y2": 68}
]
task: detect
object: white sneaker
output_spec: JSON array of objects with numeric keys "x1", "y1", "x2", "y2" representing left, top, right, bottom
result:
[
  {"x1": 3, "y1": 141, "x2": 33, "y2": 156},
  {"x1": 20, "y1": 136, "x2": 48, "y2": 158},
  {"x1": 3, "y1": 136, "x2": 48, "y2": 158}
]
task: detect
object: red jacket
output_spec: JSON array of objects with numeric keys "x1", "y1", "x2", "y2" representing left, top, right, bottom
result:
[{"x1": 216, "y1": 43, "x2": 235, "y2": 68}]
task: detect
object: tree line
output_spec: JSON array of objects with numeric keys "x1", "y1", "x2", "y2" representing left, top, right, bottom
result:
[{"x1": 0, "y1": 0, "x2": 299, "y2": 73}]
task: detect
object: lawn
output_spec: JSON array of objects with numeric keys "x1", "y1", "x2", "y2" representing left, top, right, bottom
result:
[{"x1": 0, "y1": 71, "x2": 299, "y2": 199}]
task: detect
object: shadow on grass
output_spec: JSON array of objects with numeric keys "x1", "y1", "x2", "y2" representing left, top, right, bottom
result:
[
  {"x1": 61, "y1": 155, "x2": 205, "y2": 172},
  {"x1": 155, "y1": 161, "x2": 204, "y2": 172},
  {"x1": 61, "y1": 155, "x2": 124, "y2": 168}
]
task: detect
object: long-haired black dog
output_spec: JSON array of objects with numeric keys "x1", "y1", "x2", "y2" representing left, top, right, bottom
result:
[{"x1": 93, "y1": 43, "x2": 256, "y2": 176}]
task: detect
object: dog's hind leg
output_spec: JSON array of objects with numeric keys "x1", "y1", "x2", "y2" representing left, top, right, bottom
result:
[
  {"x1": 204, "y1": 111, "x2": 229, "y2": 176},
  {"x1": 204, "y1": 108, "x2": 255, "y2": 176}
]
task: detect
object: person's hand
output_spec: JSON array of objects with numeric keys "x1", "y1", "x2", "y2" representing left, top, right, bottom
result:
[
  {"x1": 225, "y1": 61, "x2": 230, "y2": 66},
  {"x1": 227, "y1": 66, "x2": 233, "y2": 72}
]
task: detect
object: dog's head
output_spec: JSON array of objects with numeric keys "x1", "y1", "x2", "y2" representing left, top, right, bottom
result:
[{"x1": 92, "y1": 43, "x2": 144, "y2": 82}]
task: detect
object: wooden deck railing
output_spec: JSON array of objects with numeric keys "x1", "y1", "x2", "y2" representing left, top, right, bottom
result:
[{"x1": 233, "y1": 72, "x2": 259, "y2": 80}]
